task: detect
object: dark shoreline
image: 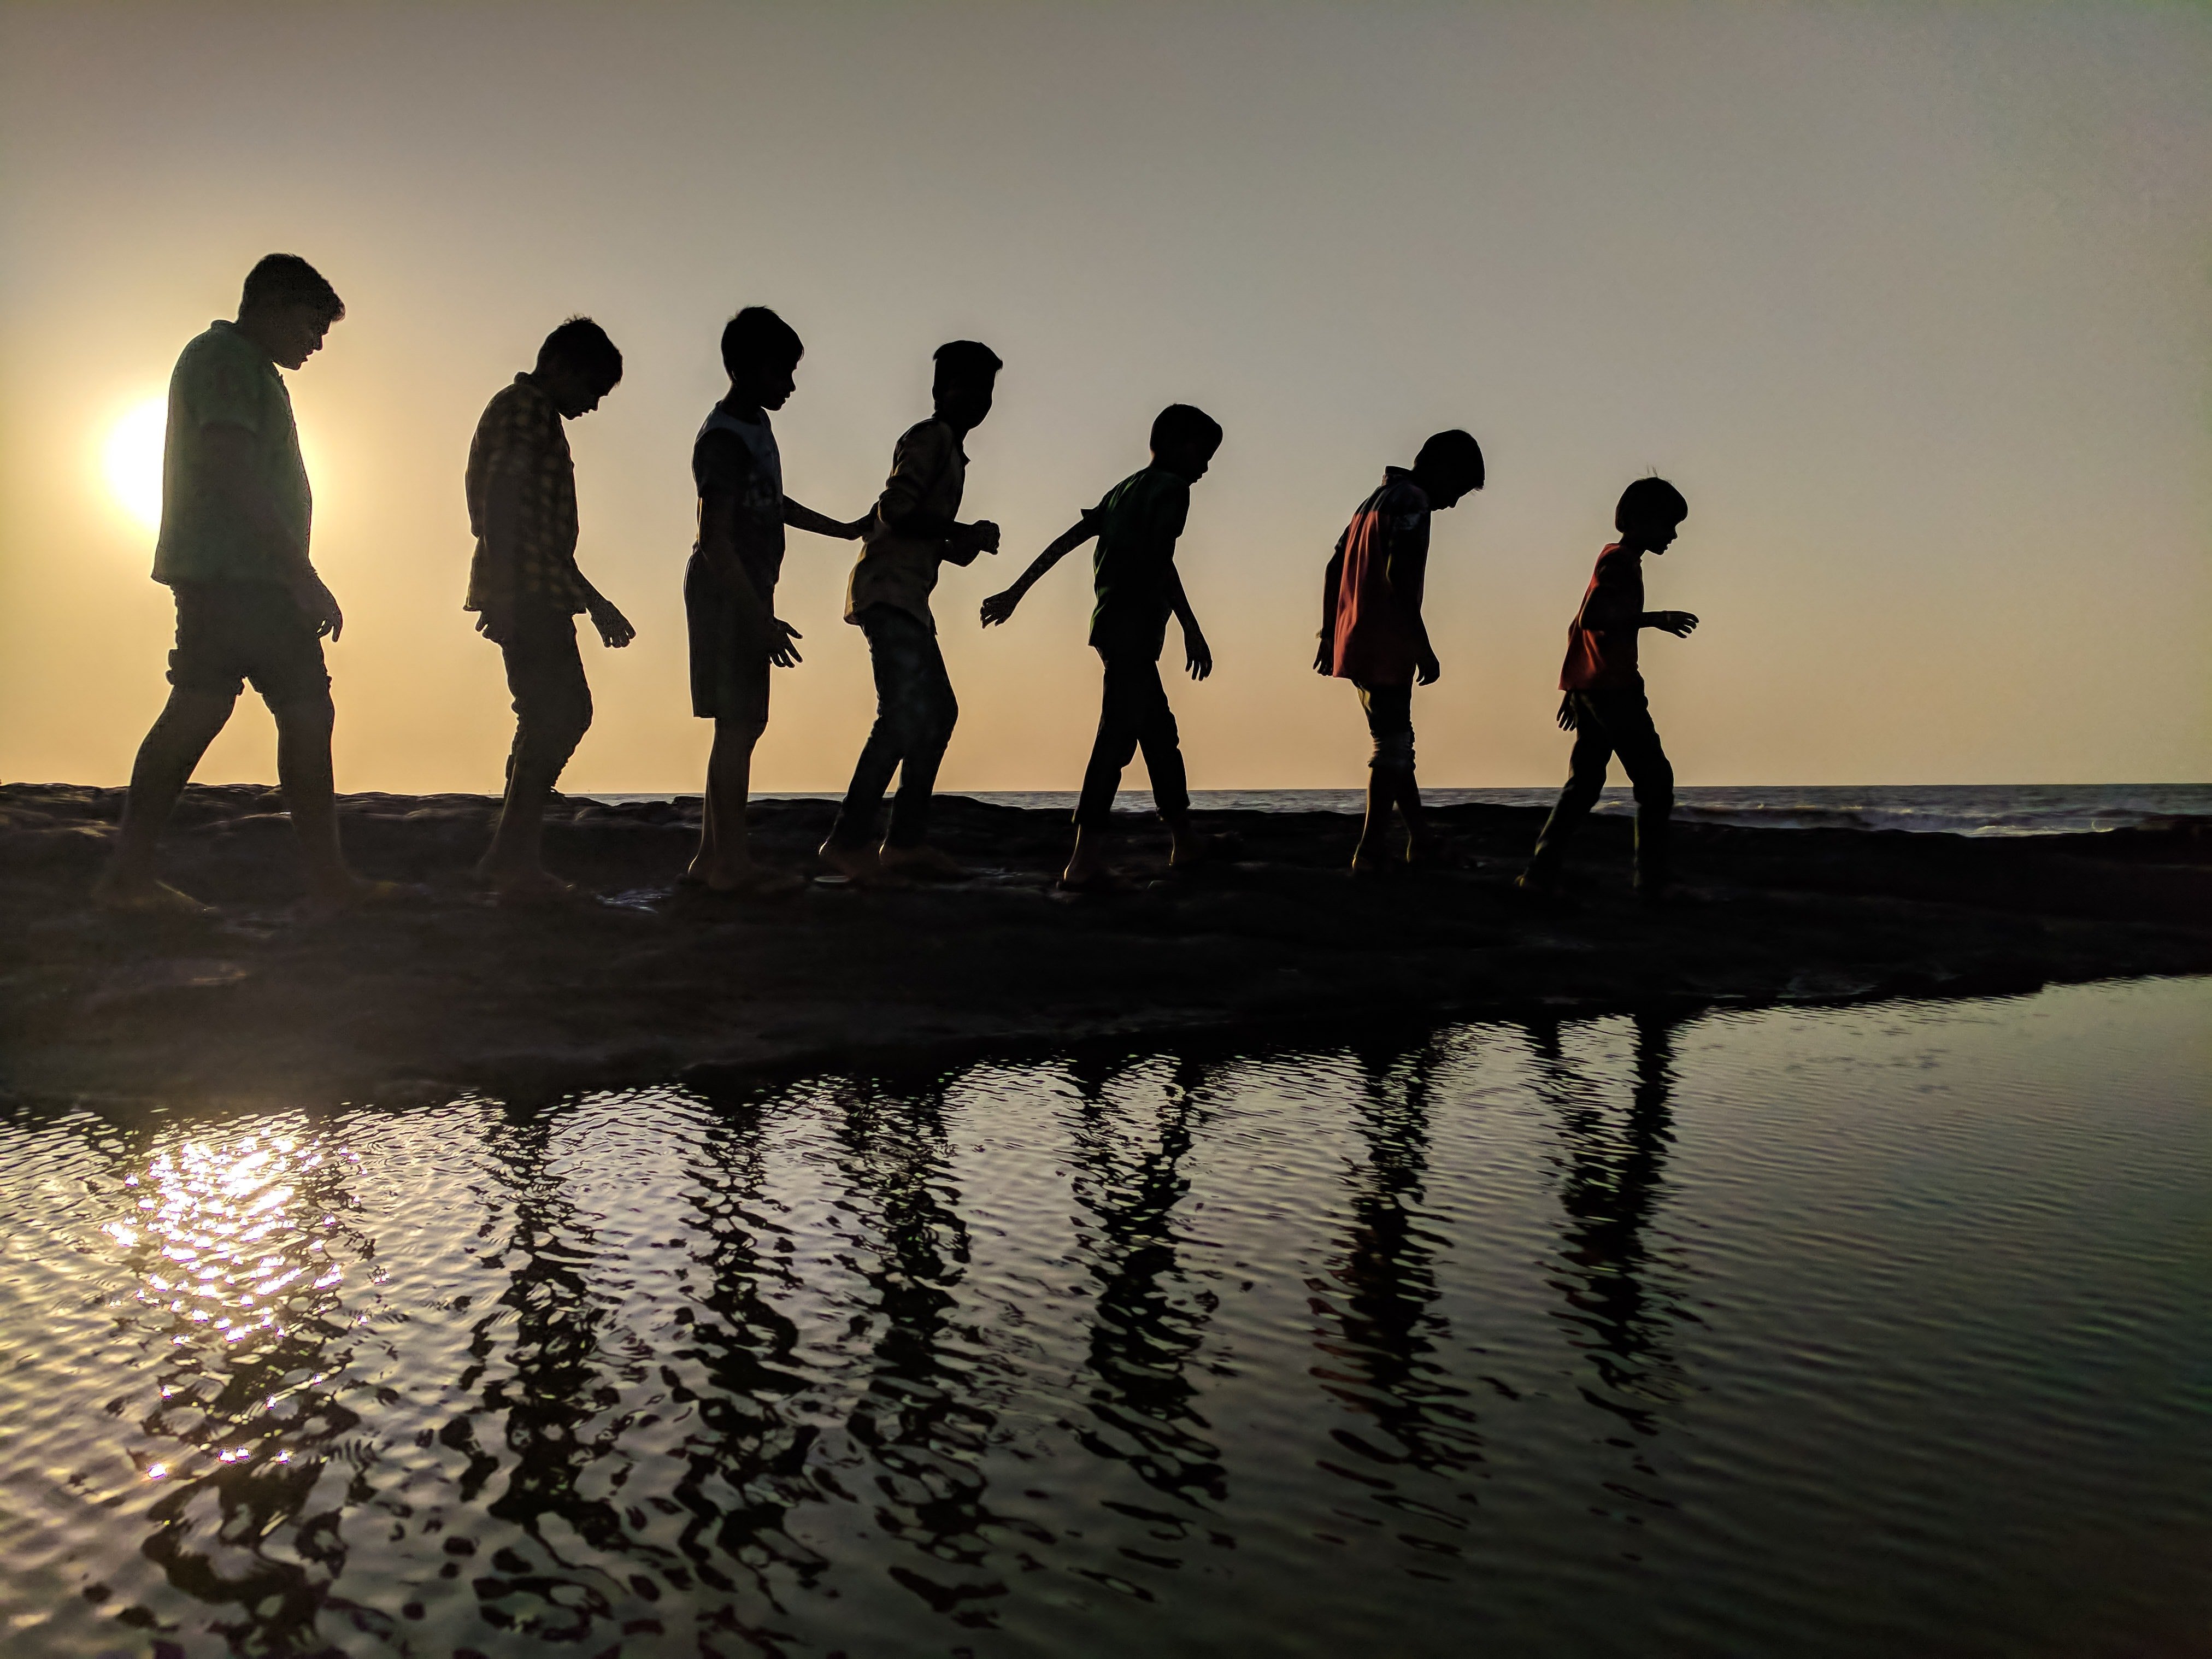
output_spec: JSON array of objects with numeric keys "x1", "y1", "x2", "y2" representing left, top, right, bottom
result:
[{"x1": 4, "y1": 781, "x2": 2208, "y2": 1106}]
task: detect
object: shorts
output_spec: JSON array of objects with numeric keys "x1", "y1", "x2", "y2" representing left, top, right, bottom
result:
[
  {"x1": 1356, "y1": 681, "x2": 1415, "y2": 769},
  {"x1": 684, "y1": 551, "x2": 772, "y2": 736},
  {"x1": 166, "y1": 581, "x2": 330, "y2": 705}
]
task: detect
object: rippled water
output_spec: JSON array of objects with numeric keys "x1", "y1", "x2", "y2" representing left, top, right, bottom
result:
[{"x1": 3, "y1": 978, "x2": 2207, "y2": 1658}]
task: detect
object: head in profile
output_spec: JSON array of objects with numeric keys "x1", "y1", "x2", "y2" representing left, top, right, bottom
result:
[
  {"x1": 534, "y1": 316, "x2": 623, "y2": 419},
  {"x1": 722, "y1": 306, "x2": 805, "y2": 411},
  {"x1": 1411, "y1": 429, "x2": 1485, "y2": 510},
  {"x1": 1150, "y1": 403, "x2": 1223, "y2": 484},
  {"x1": 238, "y1": 253, "x2": 344, "y2": 370},
  {"x1": 932, "y1": 339, "x2": 1001, "y2": 433},
  {"x1": 1616, "y1": 476, "x2": 1689, "y2": 554}
]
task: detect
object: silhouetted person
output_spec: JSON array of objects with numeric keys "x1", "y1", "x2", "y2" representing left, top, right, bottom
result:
[
  {"x1": 463, "y1": 316, "x2": 633, "y2": 901},
  {"x1": 818, "y1": 341, "x2": 1004, "y2": 883},
  {"x1": 95, "y1": 254, "x2": 387, "y2": 916},
  {"x1": 981, "y1": 404, "x2": 1231, "y2": 890},
  {"x1": 1518, "y1": 477, "x2": 1698, "y2": 902},
  {"x1": 686, "y1": 307, "x2": 867, "y2": 894},
  {"x1": 1316, "y1": 431, "x2": 1485, "y2": 874}
]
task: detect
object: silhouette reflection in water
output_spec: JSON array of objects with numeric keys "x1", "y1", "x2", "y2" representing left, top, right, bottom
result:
[
  {"x1": 1063, "y1": 1053, "x2": 1230, "y2": 1562},
  {"x1": 821, "y1": 1076, "x2": 1013, "y2": 1626},
  {"x1": 1526, "y1": 1011, "x2": 1696, "y2": 1538},
  {"x1": 116, "y1": 1126, "x2": 373, "y2": 1651},
  {"x1": 1308, "y1": 1038, "x2": 1485, "y2": 1563}
]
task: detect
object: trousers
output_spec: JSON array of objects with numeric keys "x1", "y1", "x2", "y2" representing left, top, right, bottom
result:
[{"x1": 1527, "y1": 686, "x2": 1673, "y2": 890}]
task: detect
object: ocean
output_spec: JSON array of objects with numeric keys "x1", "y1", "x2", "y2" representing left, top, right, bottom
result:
[{"x1": 592, "y1": 782, "x2": 2212, "y2": 838}]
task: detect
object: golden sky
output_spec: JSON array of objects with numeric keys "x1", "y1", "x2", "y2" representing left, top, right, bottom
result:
[{"x1": 3, "y1": 3, "x2": 2207, "y2": 793}]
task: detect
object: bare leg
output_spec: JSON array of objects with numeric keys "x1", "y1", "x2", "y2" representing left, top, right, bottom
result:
[
  {"x1": 93, "y1": 688, "x2": 236, "y2": 910},
  {"x1": 1393, "y1": 768, "x2": 1428, "y2": 863},
  {"x1": 1352, "y1": 769, "x2": 1399, "y2": 868},
  {"x1": 1063, "y1": 825, "x2": 1110, "y2": 885},
  {"x1": 689, "y1": 720, "x2": 764, "y2": 890},
  {"x1": 477, "y1": 740, "x2": 574, "y2": 896},
  {"x1": 274, "y1": 694, "x2": 367, "y2": 904}
]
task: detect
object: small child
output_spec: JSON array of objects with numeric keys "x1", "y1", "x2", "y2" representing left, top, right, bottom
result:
[
  {"x1": 1317, "y1": 430, "x2": 1485, "y2": 873},
  {"x1": 1517, "y1": 476, "x2": 1698, "y2": 902},
  {"x1": 685, "y1": 307, "x2": 867, "y2": 894},
  {"x1": 464, "y1": 317, "x2": 633, "y2": 901},
  {"x1": 980, "y1": 403, "x2": 1228, "y2": 889}
]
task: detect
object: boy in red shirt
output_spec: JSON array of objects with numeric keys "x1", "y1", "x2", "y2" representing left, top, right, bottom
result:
[
  {"x1": 1517, "y1": 476, "x2": 1698, "y2": 902},
  {"x1": 1316, "y1": 430, "x2": 1485, "y2": 872}
]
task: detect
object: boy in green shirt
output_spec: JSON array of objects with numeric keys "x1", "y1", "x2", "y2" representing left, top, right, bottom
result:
[
  {"x1": 981, "y1": 404, "x2": 1229, "y2": 889},
  {"x1": 95, "y1": 254, "x2": 385, "y2": 915}
]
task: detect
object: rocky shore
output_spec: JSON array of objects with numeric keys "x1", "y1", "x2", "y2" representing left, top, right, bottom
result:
[{"x1": 3, "y1": 781, "x2": 2208, "y2": 1104}]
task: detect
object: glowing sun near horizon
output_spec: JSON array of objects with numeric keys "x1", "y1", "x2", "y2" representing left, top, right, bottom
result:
[{"x1": 104, "y1": 396, "x2": 166, "y2": 531}]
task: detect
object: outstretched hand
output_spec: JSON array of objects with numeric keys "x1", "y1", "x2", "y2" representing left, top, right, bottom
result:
[
  {"x1": 1653, "y1": 610, "x2": 1700, "y2": 638},
  {"x1": 1556, "y1": 693, "x2": 1578, "y2": 732},
  {"x1": 1185, "y1": 632, "x2": 1214, "y2": 681},
  {"x1": 764, "y1": 616, "x2": 804, "y2": 668},
  {"x1": 979, "y1": 588, "x2": 1021, "y2": 628}
]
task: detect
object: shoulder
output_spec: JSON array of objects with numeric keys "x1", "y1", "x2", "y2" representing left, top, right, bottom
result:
[
  {"x1": 896, "y1": 417, "x2": 953, "y2": 458},
  {"x1": 693, "y1": 424, "x2": 755, "y2": 478},
  {"x1": 175, "y1": 323, "x2": 263, "y2": 387},
  {"x1": 1594, "y1": 542, "x2": 1636, "y2": 576}
]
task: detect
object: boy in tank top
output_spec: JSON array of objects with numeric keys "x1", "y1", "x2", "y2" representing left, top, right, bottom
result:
[{"x1": 685, "y1": 307, "x2": 867, "y2": 893}]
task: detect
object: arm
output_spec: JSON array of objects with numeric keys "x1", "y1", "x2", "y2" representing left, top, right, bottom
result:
[
  {"x1": 698, "y1": 490, "x2": 802, "y2": 668},
  {"x1": 572, "y1": 572, "x2": 636, "y2": 649},
  {"x1": 1640, "y1": 609, "x2": 1699, "y2": 637},
  {"x1": 876, "y1": 423, "x2": 999, "y2": 558},
  {"x1": 781, "y1": 497, "x2": 868, "y2": 540},
  {"x1": 1315, "y1": 538, "x2": 1345, "y2": 674},
  {"x1": 979, "y1": 511, "x2": 1098, "y2": 626},
  {"x1": 1384, "y1": 530, "x2": 1439, "y2": 685},
  {"x1": 204, "y1": 423, "x2": 343, "y2": 639},
  {"x1": 1169, "y1": 566, "x2": 1211, "y2": 681}
]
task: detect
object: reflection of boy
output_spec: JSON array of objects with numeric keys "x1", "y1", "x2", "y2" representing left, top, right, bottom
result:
[
  {"x1": 464, "y1": 317, "x2": 633, "y2": 900},
  {"x1": 686, "y1": 306, "x2": 866, "y2": 894},
  {"x1": 819, "y1": 341, "x2": 1003, "y2": 883},
  {"x1": 981, "y1": 404, "x2": 1228, "y2": 888},
  {"x1": 1317, "y1": 431, "x2": 1484, "y2": 873},
  {"x1": 1518, "y1": 477, "x2": 1699, "y2": 902},
  {"x1": 96, "y1": 253, "x2": 383, "y2": 915}
]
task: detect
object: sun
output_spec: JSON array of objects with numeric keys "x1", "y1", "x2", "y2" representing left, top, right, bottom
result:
[{"x1": 104, "y1": 396, "x2": 167, "y2": 531}]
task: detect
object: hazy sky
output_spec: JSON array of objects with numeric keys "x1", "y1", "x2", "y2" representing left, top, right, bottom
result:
[{"x1": 3, "y1": 2, "x2": 2207, "y2": 794}]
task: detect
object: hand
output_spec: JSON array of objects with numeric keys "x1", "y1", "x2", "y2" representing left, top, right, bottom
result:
[
  {"x1": 292, "y1": 575, "x2": 344, "y2": 642},
  {"x1": 1556, "y1": 693, "x2": 1578, "y2": 732},
  {"x1": 1185, "y1": 632, "x2": 1213, "y2": 682},
  {"x1": 1314, "y1": 636, "x2": 1332, "y2": 675},
  {"x1": 1653, "y1": 610, "x2": 1699, "y2": 638},
  {"x1": 979, "y1": 589, "x2": 1021, "y2": 628},
  {"x1": 1416, "y1": 651, "x2": 1442, "y2": 686},
  {"x1": 843, "y1": 514, "x2": 872, "y2": 541},
  {"x1": 763, "y1": 616, "x2": 803, "y2": 669},
  {"x1": 474, "y1": 596, "x2": 515, "y2": 646},
  {"x1": 587, "y1": 597, "x2": 636, "y2": 649},
  {"x1": 968, "y1": 520, "x2": 1002, "y2": 555}
]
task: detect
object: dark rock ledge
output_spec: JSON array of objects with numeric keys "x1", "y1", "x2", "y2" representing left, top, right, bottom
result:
[{"x1": 3, "y1": 783, "x2": 2207, "y2": 1105}]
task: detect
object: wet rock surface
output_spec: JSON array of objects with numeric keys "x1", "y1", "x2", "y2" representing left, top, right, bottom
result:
[{"x1": 3, "y1": 780, "x2": 2208, "y2": 1103}]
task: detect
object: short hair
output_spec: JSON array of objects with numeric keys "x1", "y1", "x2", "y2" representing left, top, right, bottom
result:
[
  {"x1": 1415, "y1": 429, "x2": 1484, "y2": 490},
  {"x1": 721, "y1": 307, "x2": 804, "y2": 380},
  {"x1": 1150, "y1": 403, "x2": 1223, "y2": 455},
  {"x1": 1616, "y1": 475, "x2": 1689, "y2": 532},
  {"x1": 932, "y1": 340, "x2": 1003, "y2": 384},
  {"x1": 240, "y1": 254, "x2": 344, "y2": 322},
  {"x1": 537, "y1": 316, "x2": 623, "y2": 390}
]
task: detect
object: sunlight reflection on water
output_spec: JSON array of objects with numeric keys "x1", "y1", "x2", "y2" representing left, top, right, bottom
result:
[{"x1": 1, "y1": 978, "x2": 2205, "y2": 1657}]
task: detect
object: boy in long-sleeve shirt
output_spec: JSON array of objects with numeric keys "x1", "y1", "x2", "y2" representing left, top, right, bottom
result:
[
  {"x1": 981, "y1": 403, "x2": 1227, "y2": 889},
  {"x1": 1518, "y1": 476, "x2": 1698, "y2": 902},
  {"x1": 1317, "y1": 430, "x2": 1485, "y2": 873},
  {"x1": 819, "y1": 341, "x2": 1003, "y2": 881}
]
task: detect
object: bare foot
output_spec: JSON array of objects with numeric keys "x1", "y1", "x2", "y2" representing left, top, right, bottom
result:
[
  {"x1": 697, "y1": 862, "x2": 805, "y2": 898},
  {"x1": 481, "y1": 868, "x2": 581, "y2": 905},
  {"x1": 817, "y1": 840, "x2": 883, "y2": 882},
  {"x1": 304, "y1": 876, "x2": 422, "y2": 918},
  {"x1": 91, "y1": 874, "x2": 216, "y2": 917},
  {"x1": 1169, "y1": 830, "x2": 1238, "y2": 868},
  {"x1": 878, "y1": 844, "x2": 967, "y2": 882}
]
